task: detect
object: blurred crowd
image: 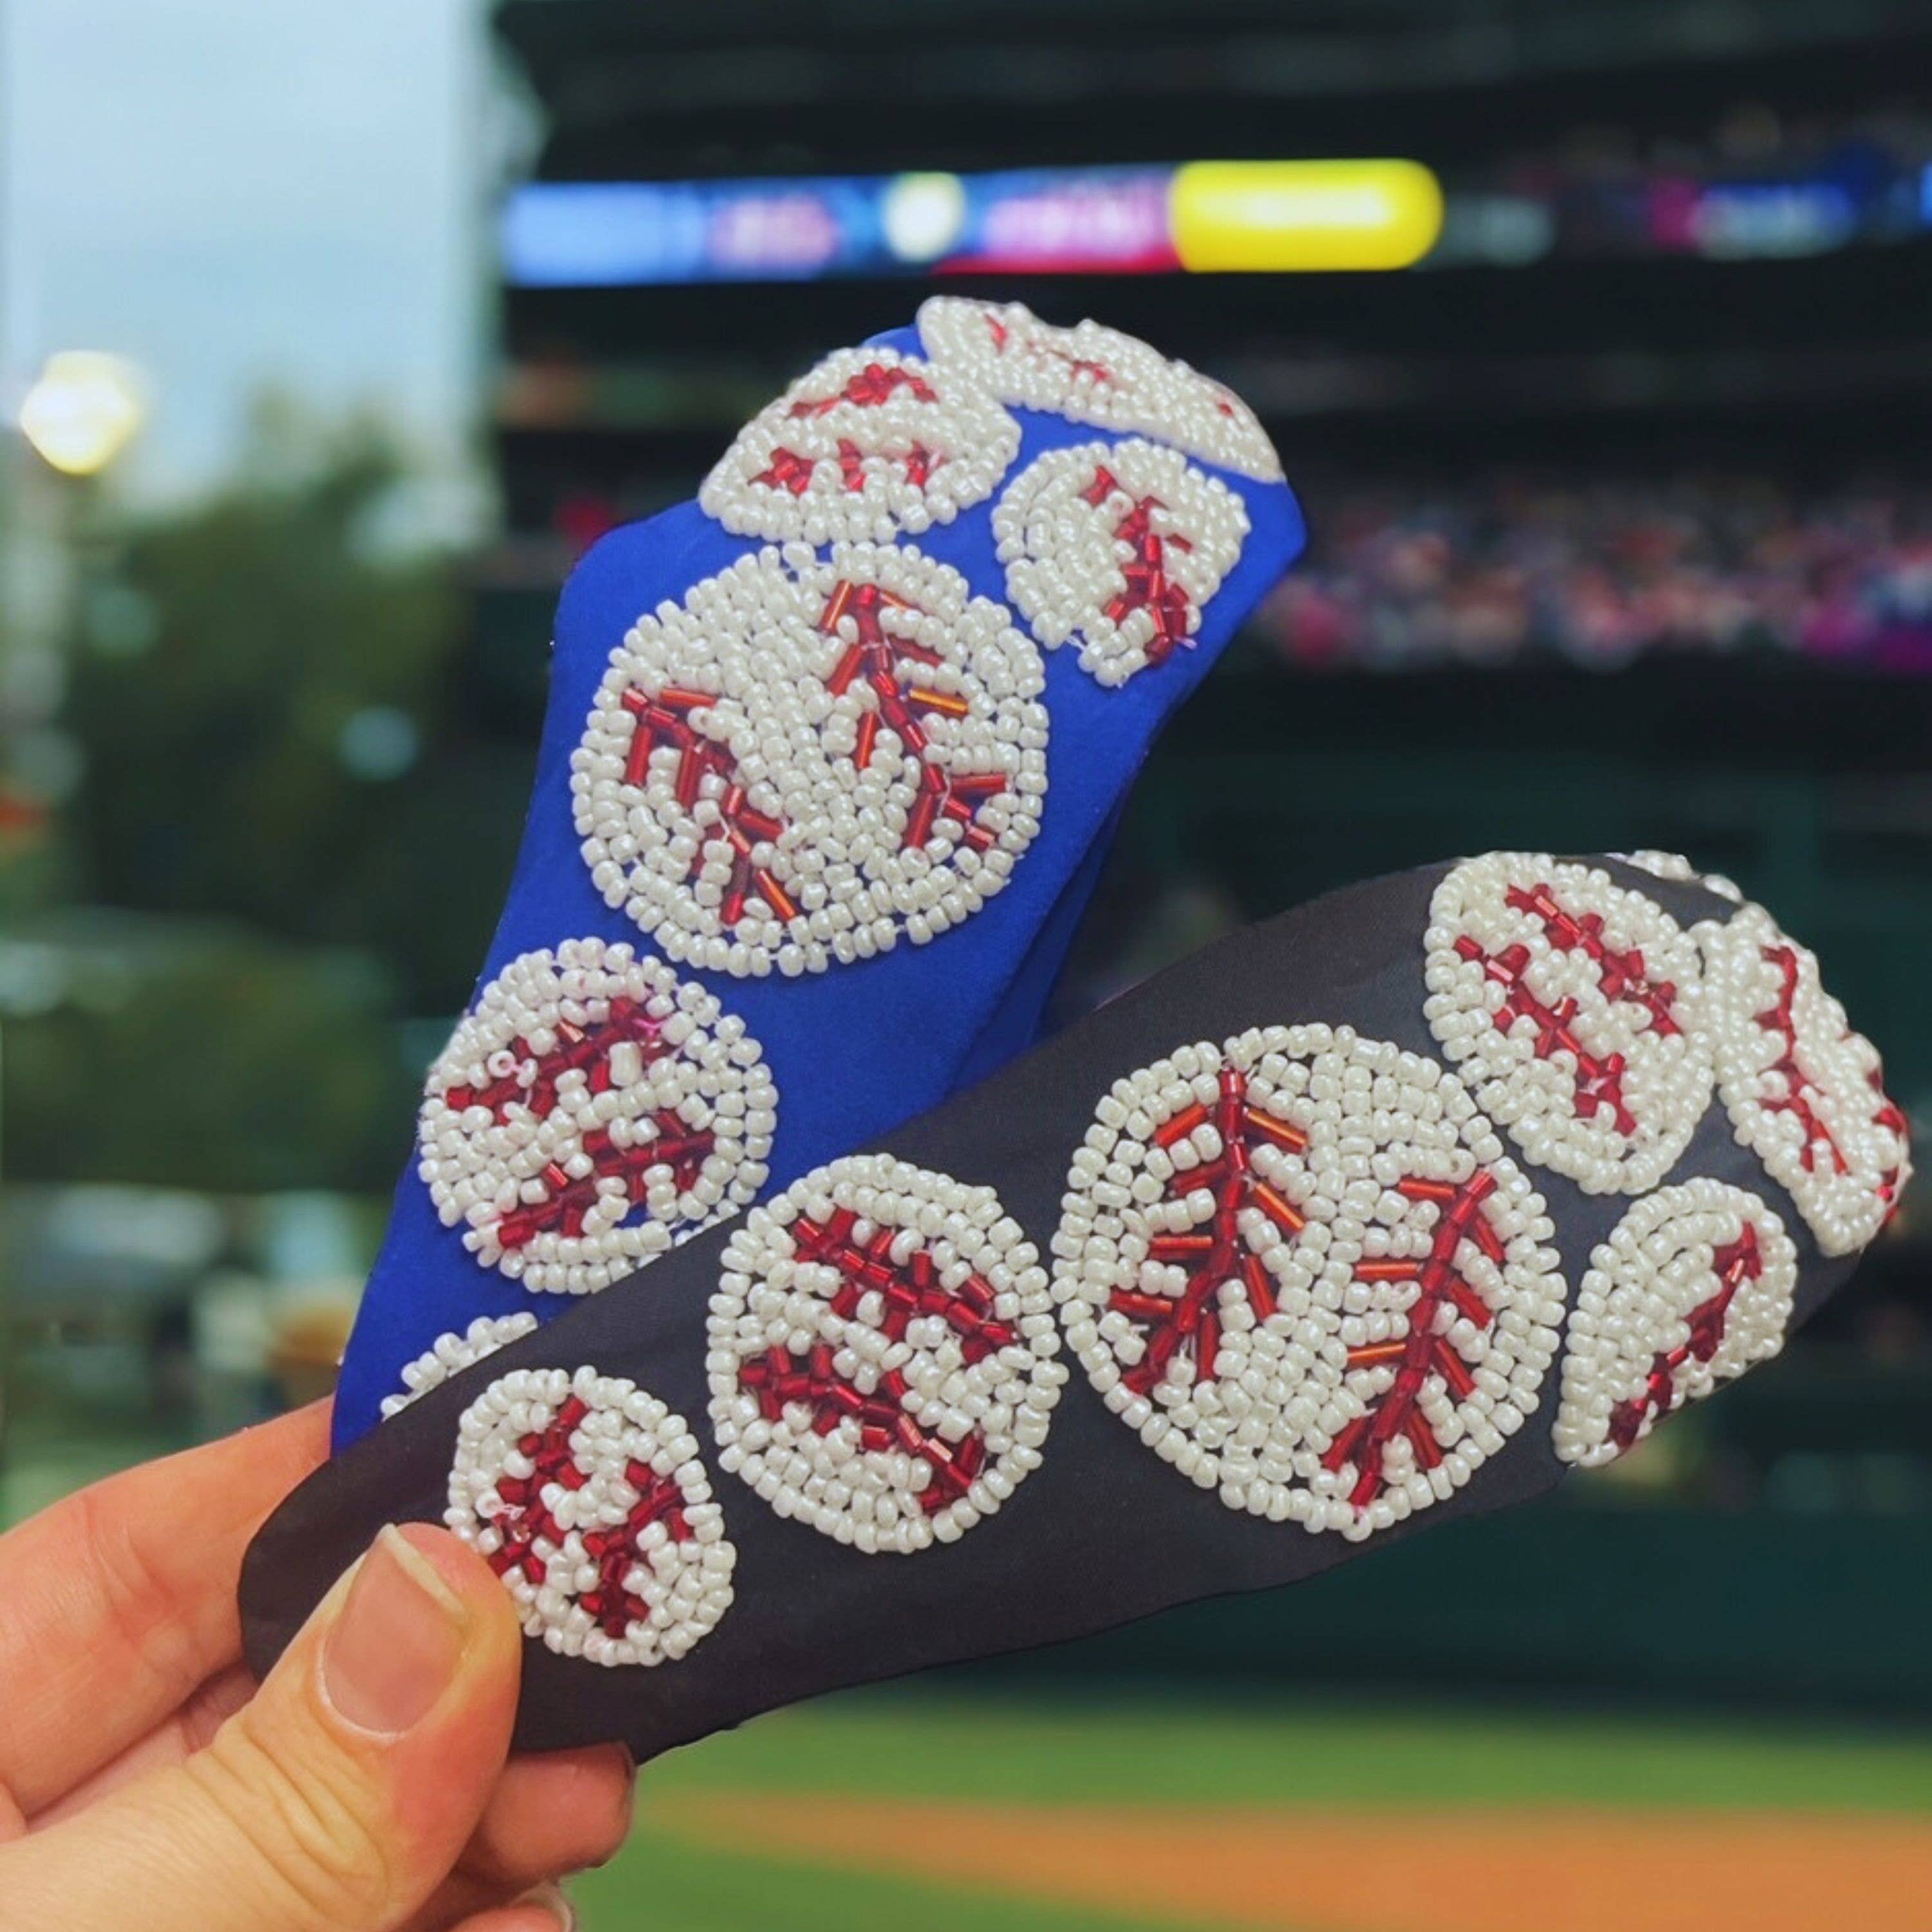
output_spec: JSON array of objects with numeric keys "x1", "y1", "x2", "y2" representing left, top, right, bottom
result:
[{"x1": 1263, "y1": 471, "x2": 1932, "y2": 671}]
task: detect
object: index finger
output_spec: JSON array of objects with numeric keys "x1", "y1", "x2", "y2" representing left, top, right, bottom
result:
[{"x1": 0, "y1": 1400, "x2": 331, "y2": 1817}]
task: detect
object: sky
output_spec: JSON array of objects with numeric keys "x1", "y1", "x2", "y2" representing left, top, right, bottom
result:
[{"x1": 1, "y1": 0, "x2": 491, "y2": 498}]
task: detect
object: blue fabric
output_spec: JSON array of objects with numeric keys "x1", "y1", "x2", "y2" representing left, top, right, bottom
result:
[{"x1": 332, "y1": 318, "x2": 1304, "y2": 1446}]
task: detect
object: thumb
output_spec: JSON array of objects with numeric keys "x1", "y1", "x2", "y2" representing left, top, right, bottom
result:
[{"x1": 6, "y1": 1524, "x2": 525, "y2": 1932}]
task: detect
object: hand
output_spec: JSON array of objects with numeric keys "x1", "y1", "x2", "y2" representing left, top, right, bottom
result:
[{"x1": 0, "y1": 1403, "x2": 634, "y2": 1931}]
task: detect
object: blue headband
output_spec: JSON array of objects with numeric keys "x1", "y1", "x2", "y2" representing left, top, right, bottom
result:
[{"x1": 332, "y1": 301, "x2": 1305, "y2": 1446}]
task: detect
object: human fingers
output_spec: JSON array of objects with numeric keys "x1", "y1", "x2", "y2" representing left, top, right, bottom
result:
[{"x1": 0, "y1": 1523, "x2": 521, "y2": 1932}]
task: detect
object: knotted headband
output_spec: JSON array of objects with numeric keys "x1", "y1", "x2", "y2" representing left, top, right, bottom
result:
[
  {"x1": 332, "y1": 299, "x2": 1305, "y2": 1447},
  {"x1": 246, "y1": 851, "x2": 1908, "y2": 1756}
]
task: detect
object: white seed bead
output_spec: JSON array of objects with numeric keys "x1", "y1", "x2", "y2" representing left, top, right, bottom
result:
[
  {"x1": 1423, "y1": 853, "x2": 1714, "y2": 1195},
  {"x1": 707, "y1": 1153, "x2": 1061, "y2": 1555},
  {"x1": 571, "y1": 544, "x2": 1048, "y2": 978},
  {"x1": 381, "y1": 1312, "x2": 540, "y2": 1418},
  {"x1": 446, "y1": 1365, "x2": 735, "y2": 1668},
  {"x1": 1552, "y1": 1178, "x2": 1799, "y2": 1468},
  {"x1": 917, "y1": 296, "x2": 1283, "y2": 483},
  {"x1": 417, "y1": 939, "x2": 776, "y2": 1292},
  {"x1": 1697, "y1": 901, "x2": 1911, "y2": 1256},
  {"x1": 698, "y1": 343, "x2": 1019, "y2": 545},
  {"x1": 992, "y1": 439, "x2": 1249, "y2": 687},
  {"x1": 1052, "y1": 1023, "x2": 1568, "y2": 1542}
]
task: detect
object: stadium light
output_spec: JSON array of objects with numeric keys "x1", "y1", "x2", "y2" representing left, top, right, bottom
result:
[{"x1": 17, "y1": 352, "x2": 147, "y2": 477}]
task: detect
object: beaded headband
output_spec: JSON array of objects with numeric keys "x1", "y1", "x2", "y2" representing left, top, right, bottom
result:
[
  {"x1": 330, "y1": 300, "x2": 1305, "y2": 1448},
  {"x1": 245, "y1": 851, "x2": 1908, "y2": 1754}
]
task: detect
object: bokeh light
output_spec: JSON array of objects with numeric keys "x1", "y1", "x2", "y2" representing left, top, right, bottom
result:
[{"x1": 17, "y1": 351, "x2": 147, "y2": 477}]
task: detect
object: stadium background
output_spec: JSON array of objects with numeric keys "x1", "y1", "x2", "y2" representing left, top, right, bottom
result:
[{"x1": 3, "y1": 3, "x2": 1931, "y2": 1927}]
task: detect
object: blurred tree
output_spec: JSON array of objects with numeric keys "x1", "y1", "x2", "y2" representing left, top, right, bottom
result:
[
  {"x1": 60, "y1": 399, "x2": 530, "y2": 1015},
  {"x1": 2, "y1": 400, "x2": 540, "y2": 1190},
  {"x1": 1, "y1": 910, "x2": 415, "y2": 1191}
]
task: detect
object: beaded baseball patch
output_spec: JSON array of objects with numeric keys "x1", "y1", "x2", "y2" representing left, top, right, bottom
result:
[
  {"x1": 448, "y1": 1367, "x2": 735, "y2": 1666},
  {"x1": 698, "y1": 345, "x2": 1021, "y2": 547},
  {"x1": 573, "y1": 544, "x2": 1048, "y2": 978},
  {"x1": 992, "y1": 439, "x2": 1251, "y2": 687},
  {"x1": 417, "y1": 940, "x2": 777, "y2": 1293},
  {"x1": 381, "y1": 1312, "x2": 540, "y2": 1418},
  {"x1": 1423, "y1": 855, "x2": 1712, "y2": 1195},
  {"x1": 1052, "y1": 1025, "x2": 1566, "y2": 1542},
  {"x1": 1700, "y1": 902, "x2": 1910, "y2": 1256},
  {"x1": 1553, "y1": 1179, "x2": 1798, "y2": 1468},
  {"x1": 707, "y1": 1153, "x2": 1065, "y2": 1553},
  {"x1": 1618, "y1": 849, "x2": 1745, "y2": 904},
  {"x1": 917, "y1": 296, "x2": 1283, "y2": 483}
]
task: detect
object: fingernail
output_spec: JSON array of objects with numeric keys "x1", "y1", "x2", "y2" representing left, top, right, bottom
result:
[
  {"x1": 516, "y1": 1882, "x2": 578, "y2": 1932},
  {"x1": 322, "y1": 1524, "x2": 469, "y2": 1734}
]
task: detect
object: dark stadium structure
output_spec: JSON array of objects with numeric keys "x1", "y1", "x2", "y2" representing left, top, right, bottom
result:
[{"x1": 473, "y1": 0, "x2": 1932, "y2": 1712}]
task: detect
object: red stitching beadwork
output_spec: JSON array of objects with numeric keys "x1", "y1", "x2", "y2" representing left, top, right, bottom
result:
[
  {"x1": 450, "y1": 1366, "x2": 737, "y2": 1665},
  {"x1": 739, "y1": 1349, "x2": 987, "y2": 1514},
  {"x1": 616, "y1": 579, "x2": 1013, "y2": 868},
  {"x1": 1056, "y1": 1024, "x2": 1567, "y2": 1540},
  {"x1": 1453, "y1": 881, "x2": 1683, "y2": 1139},
  {"x1": 1426, "y1": 855, "x2": 1712, "y2": 1195},
  {"x1": 1110, "y1": 1068, "x2": 1309, "y2": 1394},
  {"x1": 1508, "y1": 884, "x2": 1682, "y2": 1034},
  {"x1": 1085, "y1": 464, "x2": 1197, "y2": 665},
  {"x1": 701, "y1": 344, "x2": 1019, "y2": 544},
  {"x1": 1553, "y1": 1179, "x2": 1799, "y2": 1468},
  {"x1": 1874, "y1": 1075, "x2": 1911, "y2": 1215},
  {"x1": 1458, "y1": 931, "x2": 1636, "y2": 1134},
  {"x1": 817, "y1": 578, "x2": 1009, "y2": 853},
  {"x1": 1755, "y1": 943, "x2": 1851, "y2": 1179},
  {"x1": 446, "y1": 999, "x2": 717, "y2": 1254},
  {"x1": 574, "y1": 548, "x2": 1048, "y2": 977},
  {"x1": 1606, "y1": 1224, "x2": 1761, "y2": 1453},
  {"x1": 1319, "y1": 1171, "x2": 1506, "y2": 1510},
  {"x1": 994, "y1": 440, "x2": 1249, "y2": 687},
  {"x1": 917, "y1": 297, "x2": 1284, "y2": 482},
  {"x1": 710, "y1": 1153, "x2": 1061, "y2": 1553},
  {"x1": 485, "y1": 1392, "x2": 698, "y2": 1638},
  {"x1": 419, "y1": 942, "x2": 775, "y2": 1293},
  {"x1": 1703, "y1": 901, "x2": 1909, "y2": 1255},
  {"x1": 752, "y1": 361, "x2": 946, "y2": 500},
  {"x1": 735, "y1": 1203, "x2": 1016, "y2": 1515},
  {"x1": 621, "y1": 686, "x2": 797, "y2": 925}
]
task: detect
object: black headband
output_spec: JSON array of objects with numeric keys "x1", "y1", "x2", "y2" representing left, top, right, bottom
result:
[{"x1": 241, "y1": 852, "x2": 1904, "y2": 1757}]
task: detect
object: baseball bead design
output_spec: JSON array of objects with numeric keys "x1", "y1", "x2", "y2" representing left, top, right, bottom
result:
[
  {"x1": 707, "y1": 1153, "x2": 1065, "y2": 1554},
  {"x1": 992, "y1": 439, "x2": 1250, "y2": 687},
  {"x1": 417, "y1": 940, "x2": 777, "y2": 1293},
  {"x1": 573, "y1": 544, "x2": 1048, "y2": 978},
  {"x1": 381, "y1": 1312, "x2": 540, "y2": 1419},
  {"x1": 699, "y1": 344, "x2": 1021, "y2": 546},
  {"x1": 448, "y1": 1367, "x2": 736, "y2": 1667},
  {"x1": 917, "y1": 296, "x2": 1283, "y2": 483},
  {"x1": 1617, "y1": 848, "x2": 1745, "y2": 904},
  {"x1": 1424, "y1": 855, "x2": 1713, "y2": 1195},
  {"x1": 1553, "y1": 1179, "x2": 1799, "y2": 1468},
  {"x1": 1700, "y1": 902, "x2": 1911, "y2": 1256},
  {"x1": 1052, "y1": 1025, "x2": 1567, "y2": 1542}
]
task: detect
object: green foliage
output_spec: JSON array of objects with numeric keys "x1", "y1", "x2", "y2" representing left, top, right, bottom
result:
[
  {"x1": 1, "y1": 910, "x2": 415, "y2": 1191},
  {"x1": 6, "y1": 401, "x2": 540, "y2": 1190},
  {"x1": 61, "y1": 401, "x2": 524, "y2": 1014}
]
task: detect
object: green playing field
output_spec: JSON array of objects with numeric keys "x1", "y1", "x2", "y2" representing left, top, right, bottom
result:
[{"x1": 573, "y1": 1695, "x2": 1932, "y2": 1932}]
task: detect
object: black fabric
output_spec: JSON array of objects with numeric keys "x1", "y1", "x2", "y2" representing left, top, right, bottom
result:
[{"x1": 240, "y1": 857, "x2": 1861, "y2": 1757}]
